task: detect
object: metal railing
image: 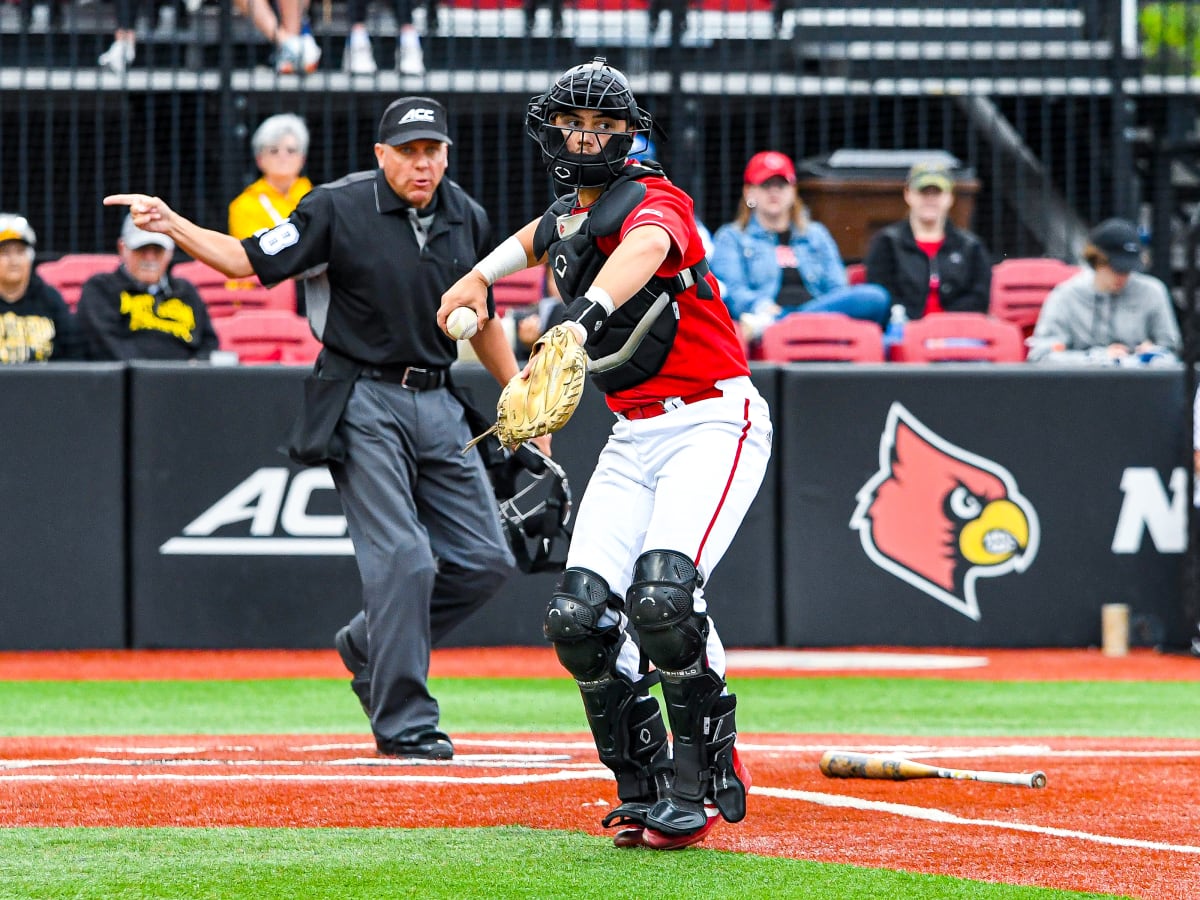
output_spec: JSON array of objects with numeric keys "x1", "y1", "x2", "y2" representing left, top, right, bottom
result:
[{"x1": 2, "y1": 0, "x2": 1199, "y2": 273}]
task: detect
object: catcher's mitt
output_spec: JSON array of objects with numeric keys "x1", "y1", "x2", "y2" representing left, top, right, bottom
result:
[{"x1": 465, "y1": 323, "x2": 588, "y2": 451}]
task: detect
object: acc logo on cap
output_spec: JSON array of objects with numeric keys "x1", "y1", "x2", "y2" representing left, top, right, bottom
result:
[{"x1": 399, "y1": 107, "x2": 437, "y2": 125}]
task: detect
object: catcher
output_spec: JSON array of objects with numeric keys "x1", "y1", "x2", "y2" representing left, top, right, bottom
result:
[{"x1": 439, "y1": 57, "x2": 773, "y2": 850}]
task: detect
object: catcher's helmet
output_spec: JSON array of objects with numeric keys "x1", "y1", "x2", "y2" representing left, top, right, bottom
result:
[
  {"x1": 526, "y1": 57, "x2": 652, "y2": 193},
  {"x1": 488, "y1": 443, "x2": 573, "y2": 573}
]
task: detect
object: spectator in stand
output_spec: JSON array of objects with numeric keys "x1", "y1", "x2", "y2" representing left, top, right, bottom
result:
[
  {"x1": 0, "y1": 213, "x2": 79, "y2": 363},
  {"x1": 343, "y1": 0, "x2": 433, "y2": 75},
  {"x1": 864, "y1": 159, "x2": 991, "y2": 321},
  {"x1": 98, "y1": 0, "x2": 156, "y2": 73},
  {"x1": 76, "y1": 214, "x2": 218, "y2": 361},
  {"x1": 100, "y1": 1, "x2": 320, "y2": 75},
  {"x1": 235, "y1": 0, "x2": 321, "y2": 74},
  {"x1": 523, "y1": 0, "x2": 563, "y2": 35},
  {"x1": 229, "y1": 114, "x2": 313, "y2": 239},
  {"x1": 1026, "y1": 218, "x2": 1181, "y2": 365},
  {"x1": 711, "y1": 150, "x2": 890, "y2": 346}
]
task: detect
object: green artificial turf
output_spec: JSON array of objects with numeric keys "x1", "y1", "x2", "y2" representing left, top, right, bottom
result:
[
  {"x1": 0, "y1": 828, "x2": 1128, "y2": 900},
  {"x1": 0, "y1": 676, "x2": 1196, "y2": 738}
]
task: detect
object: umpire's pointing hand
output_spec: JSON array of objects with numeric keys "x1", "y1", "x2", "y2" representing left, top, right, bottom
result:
[{"x1": 104, "y1": 193, "x2": 176, "y2": 235}]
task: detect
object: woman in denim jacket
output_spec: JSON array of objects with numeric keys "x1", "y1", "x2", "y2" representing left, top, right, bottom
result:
[{"x1": 711, "y1": 151, "x2": 889, "y2": 344}]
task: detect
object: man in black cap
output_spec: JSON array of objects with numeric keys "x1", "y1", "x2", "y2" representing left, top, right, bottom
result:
[
  {"x1": 105, "y1": 96, "x2": 529, "y2": 760},
  {"x1": 1028, "y1": 217, "x2": 1180, "y2": 364}
]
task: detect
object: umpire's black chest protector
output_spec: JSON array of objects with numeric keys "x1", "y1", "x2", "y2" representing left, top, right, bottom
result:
[{"x1": 534, "y1": 163, "x2": 705, "y2": 393}]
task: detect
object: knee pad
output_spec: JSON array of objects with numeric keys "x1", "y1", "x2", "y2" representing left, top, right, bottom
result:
[
  {"x1": 544, "y1": 567, "x2": 622, "y2": 681},
  {"x1": 627, "y1": 549, "x2": 707, "y2": 672}
]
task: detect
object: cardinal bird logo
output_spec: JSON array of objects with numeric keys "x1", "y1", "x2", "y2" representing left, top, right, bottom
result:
[{"x1": 850, "y1": 403, "x2": 1040, "y2": 621}]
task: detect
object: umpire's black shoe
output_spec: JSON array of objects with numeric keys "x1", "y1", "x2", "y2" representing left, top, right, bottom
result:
[{"x1": 377, "y1": 732, "x2": 455, "y2": 760}]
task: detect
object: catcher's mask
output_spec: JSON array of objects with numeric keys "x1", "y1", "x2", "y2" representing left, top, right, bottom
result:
[
  {"x1": 526, "y1": 56, "x2": 652, "y2": 195},
  {"x1": 489, "y1": 443, "x2": 573, "y2": 573}
]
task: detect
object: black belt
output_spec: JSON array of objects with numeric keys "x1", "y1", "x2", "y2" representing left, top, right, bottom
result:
[{"x1": 360, "y1": 364, "x2": 448, "y2": 390}]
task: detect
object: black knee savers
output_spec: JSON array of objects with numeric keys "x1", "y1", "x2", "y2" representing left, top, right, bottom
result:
[
  {"x1": 544, "y1": 567, "x2": 623, "y2": 682},
  {"x1": 627, "y1": 549, "x2": 707, "y2": 672}
]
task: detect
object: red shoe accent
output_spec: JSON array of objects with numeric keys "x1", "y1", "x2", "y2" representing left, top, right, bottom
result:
[
  {"x1": 641, "y1": 811, "x2": 718, "y2": 850},
  {"x1": 734, "y1": 747, "x2": 752, "y2": 791},
  {"x1": 612, "y1": 826, "x2": 644, "y2": 848}
]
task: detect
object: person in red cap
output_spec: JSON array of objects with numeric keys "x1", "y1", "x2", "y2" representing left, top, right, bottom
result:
[{"x1": 711, "y1": 150, "x2": 890, "y2": 346}]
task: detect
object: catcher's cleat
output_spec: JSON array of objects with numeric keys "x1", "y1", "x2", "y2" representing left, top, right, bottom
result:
[
  {"x1": 641, "y1": 749, "x2": 751, "y2": 850},
  {"x1": 611, "y1": 826, "x2": 644, "y2": 849},
  {"x1": 640, "y1": 804, "x2": 719, "y2": 850},
  {"x1": 602, "y1": 799, "x2": 657, "y2": 849}
]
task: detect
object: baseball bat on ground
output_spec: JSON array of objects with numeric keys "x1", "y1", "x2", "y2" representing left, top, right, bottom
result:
[{"x1": 819, "y1": 750, "x2": 1047, "y2": 789}]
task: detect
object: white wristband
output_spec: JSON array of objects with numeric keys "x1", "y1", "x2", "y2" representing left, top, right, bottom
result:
[
  {"x1": 472, "y1": 235, "x2": 529, "y2": 286},
  {"x1": 565, "y1": 321, "x2": 588, "y2": 344},
  {"x1": 584, "y1": 285, "x2": 616, "y2": 315}
]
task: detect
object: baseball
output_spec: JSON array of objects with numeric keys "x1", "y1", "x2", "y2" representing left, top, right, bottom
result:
[{"x1": 447, "y1": 306, "x2": 479, "y2": 340}]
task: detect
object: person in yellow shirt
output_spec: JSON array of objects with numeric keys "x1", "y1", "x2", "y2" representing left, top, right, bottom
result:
[{"x1": 228, "y1": 113, "x2": 313, "y2": 240}]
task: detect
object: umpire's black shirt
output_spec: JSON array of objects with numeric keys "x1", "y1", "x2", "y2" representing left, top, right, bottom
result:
[{"x1": 243, "y1": 167, "x2": 494, "y2": 366}]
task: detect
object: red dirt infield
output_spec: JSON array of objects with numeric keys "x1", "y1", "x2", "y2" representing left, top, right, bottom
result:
[
  {"x1": 2, "y1": 646, "x2": 1199, "y2": 898},
  {"x1": 0, "y1": 645, "x2": 1196, "y2": 682}
]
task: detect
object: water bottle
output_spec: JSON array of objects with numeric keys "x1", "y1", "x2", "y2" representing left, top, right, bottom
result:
[{"x1": 883, "y1": 304, "x2": 908, "y2": 359}]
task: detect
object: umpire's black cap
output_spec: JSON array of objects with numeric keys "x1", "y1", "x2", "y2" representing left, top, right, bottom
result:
[{"x1": 378, "y1": 97, "x2": 453, "y2": 146}]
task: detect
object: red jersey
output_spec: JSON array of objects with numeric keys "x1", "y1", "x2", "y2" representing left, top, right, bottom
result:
[
  {"x1": 592, "y1": 175, "x2": 748, "y2": 412},
  {"x1": 916, "y1": 237, "x2": 944, "y2": 315}
]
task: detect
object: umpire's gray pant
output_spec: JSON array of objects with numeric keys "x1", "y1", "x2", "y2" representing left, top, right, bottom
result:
[{"x1": 330, "y1": 378, "x2": 514, "y2": 745}]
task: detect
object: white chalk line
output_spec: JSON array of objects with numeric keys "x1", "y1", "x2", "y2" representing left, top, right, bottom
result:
[
  {"x1": 75, "y1": 738, "x2": 1200, "y2": 760},
  {"x1": 7, "y1": 764, "x2": 1198, "y2": 857},
  {"x1": 6, "y1": 739, "x2": 1199, "y2": 857},
  {"x1": 751, "y1": 743, "x2": 1200, "y2": 760},
  {"x1": 0, "y1": 769, "x2": 612, "y2": 786},
  {"x1": 757, "y1": 787, "x2": 1200, "y2": 855},
  {"x1": 0, "y1": 754, "x2": 583, "y2": 771}
]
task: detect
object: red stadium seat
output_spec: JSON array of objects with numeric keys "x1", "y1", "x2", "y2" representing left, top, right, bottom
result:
[
  {"x1": 894, "y1": 312, "x2": 1025, "y2": 363},
  {"x1": 212, "y1": 309, "x2": 319, "y2": 365},
  {"x1": 989, "y1": 257, "x2": 1080, "y2": 347},
  {"x1": 492, "y1": 267, "x2": 545, "y2": 314},
  {"x1": 172, "y1": 259, "x2": 296, "y2": 318},
  {"x1": 759, "y1": 312, "x2": 885, "y2": 363},
  {"x1": 36, "y1": 254, "x2": 119, "y2": 310},
  {"x1": 845, "y1": 262, "x2": 867, "y2": 285}
]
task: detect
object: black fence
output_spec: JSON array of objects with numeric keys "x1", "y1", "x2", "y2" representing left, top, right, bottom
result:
[{"x1": 4, "y1": 1, "x2": 1200, "y2": 285}]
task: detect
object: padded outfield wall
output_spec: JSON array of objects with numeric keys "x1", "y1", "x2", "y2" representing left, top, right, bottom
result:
[{"x1": 0, "y1": 362, "x2": 1190, "y2": 651}]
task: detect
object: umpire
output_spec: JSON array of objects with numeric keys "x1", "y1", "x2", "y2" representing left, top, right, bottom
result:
[{"x1": 106, "y1": 96, "x2": 524, "y2": 760}]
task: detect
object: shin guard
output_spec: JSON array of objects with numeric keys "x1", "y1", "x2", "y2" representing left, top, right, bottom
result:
[
  {"x1": 580, "y1": 676, "x2": 672, "y2": 818},
  {"x1": 646, "y1": 671, "x2": 747, "y2": 835}
]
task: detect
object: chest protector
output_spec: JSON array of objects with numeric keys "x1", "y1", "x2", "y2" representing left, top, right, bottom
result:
[{"x1": 533, "y1": 163, "x2": 712, "y2": 393}]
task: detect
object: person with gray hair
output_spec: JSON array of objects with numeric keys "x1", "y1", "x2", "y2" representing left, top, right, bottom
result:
[{"x1": 229, "y1": 113, "x2": 313, "y2": 240}]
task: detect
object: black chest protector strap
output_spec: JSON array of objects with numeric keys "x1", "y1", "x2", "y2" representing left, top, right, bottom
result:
[{"x1": 533, "y1": 165, "x2": 713, "y2": 392}]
